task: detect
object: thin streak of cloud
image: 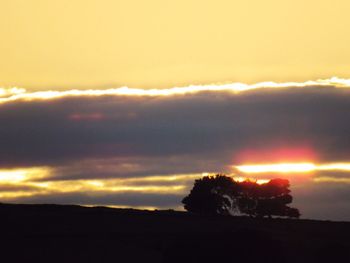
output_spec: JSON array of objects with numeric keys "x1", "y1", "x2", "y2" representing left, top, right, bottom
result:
[
  {"x1": 235, "y1": 162, "x2": 350, "y2": 174},
  {"x1": 313, "y1": 177, "x2": 350, "y2": 183},
  {"x1": 1, "y1": 77, "x2": 350, "y2": 104}
]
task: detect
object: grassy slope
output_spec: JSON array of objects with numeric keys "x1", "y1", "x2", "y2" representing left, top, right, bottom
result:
[{"x1": 0, "y1": 203, "x2": 349, "y2": 263}]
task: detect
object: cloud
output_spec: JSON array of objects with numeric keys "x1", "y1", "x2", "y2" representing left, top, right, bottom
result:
[
  {"x1": 292, "y1": 181, "x2": 350, "y2": 220},
  {"x1": 42, "y1": 157, "x2": 223, "y2": 181},
  {"x1": 1, "y1": 79, "x2": 350, "y2": 220},
  {"x1": 1, "y1": 77, "x2": 350, "y2": 104},
  {"x1": 1, "y1": 81, "x2": 350, "y2": 169}
]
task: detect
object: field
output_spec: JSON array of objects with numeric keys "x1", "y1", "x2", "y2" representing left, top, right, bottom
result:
[{"x1": 0, "y1": 203, "x2": 349, "y2": 262}]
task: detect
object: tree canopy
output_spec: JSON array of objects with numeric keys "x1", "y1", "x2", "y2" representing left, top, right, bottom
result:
[{"x1": 182, "y1": 174, "x2": 300, "y2": 218}]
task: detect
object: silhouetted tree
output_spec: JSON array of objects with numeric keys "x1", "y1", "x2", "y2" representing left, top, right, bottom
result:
[
  {"x1": 182, "y1": 174, "x2": 241, "y2": 215},
  {"x1": 237, "y1": 180, "x2": 260, "y2": 217},
  {"x1": 183, "y1": 174, "x2": 300, "y2": 218},
  {"x1": 258, "y1": 179, "x2": 299, "y2": 218},
  {"x1": 239, "y1": 178, "x2": 300, "y2": 218},
  {"x1": 284, "y1": 207, "x2": 301, "y2": 218}
]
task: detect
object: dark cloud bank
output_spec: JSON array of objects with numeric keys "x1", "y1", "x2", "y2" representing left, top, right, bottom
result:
[
  {"x1": 1, "y1": 87, "x2": 350, "y2": 168},
  {"x1": 1, "y1": 86, "x2": 350, "y2": 220}
]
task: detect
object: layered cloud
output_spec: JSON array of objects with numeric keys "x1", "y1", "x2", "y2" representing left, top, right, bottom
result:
[
  {"x1": 1, "y1": 78, "x2": 350, "y2": 220},
  {"x1": 1, "y1": 77, "x2": 350, "y2": 104}
]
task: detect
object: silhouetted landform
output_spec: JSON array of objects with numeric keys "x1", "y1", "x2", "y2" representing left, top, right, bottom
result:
[{"x1": 0, "y1": 203, "x2": 349, "y2": 263}]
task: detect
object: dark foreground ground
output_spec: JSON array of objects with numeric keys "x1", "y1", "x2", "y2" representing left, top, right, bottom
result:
[{"x1": 0, "y1": 204, "x2": 349, "y2": 263}]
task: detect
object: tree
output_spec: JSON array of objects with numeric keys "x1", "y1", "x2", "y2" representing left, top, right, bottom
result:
[
  {"x1": 182, "y1": 174, "x2": 241, "y2": 215},
  {"x1": 237, "y1": 180, "x2": 260, "y2": 216},
  {"x1": 183, "y1": 174, "x2": 300, "y2": 218},
  {"x1": 239, "y1": 178, "x2": 300, "y2": 218}
]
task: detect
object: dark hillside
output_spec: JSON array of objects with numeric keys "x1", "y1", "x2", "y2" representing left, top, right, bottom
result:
[{"x1": 0, "y1": 204, "x2": 349, "y2": 262}]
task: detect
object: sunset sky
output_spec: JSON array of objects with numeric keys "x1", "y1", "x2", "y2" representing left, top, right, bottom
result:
[{"x1": 1, "y1": 0, "x2": 350, "y2": 220}]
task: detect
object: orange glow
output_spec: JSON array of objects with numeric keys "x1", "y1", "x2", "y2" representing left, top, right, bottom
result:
[
  {"x1": 1, "y1": 77, "x2": 350, "y2": 104},
  {"x1": 0, "y1": 170, "x2": 205, "y2": 200},
  {"x1": 0, "y1": 170, "x2": 272, "y2": 201},
  {"x1": 235, "y1": 162, "x2": 350, "y2": 174},
  {"x1": 233, "y1": 177, "x2": 270, "y2": 185},
  {"x1": 235, "y1": 146, "x2": 317, "y2": 163},
  {"x1": 313, "y1": 177, "x2": 350, "y2": 183},
  {"x1": 0, "y1": 167, "x2": 51, "y2": 182},
  {"x1": 236, "y1": 163, "x2": 316, "y2": 173},
  {"x1": 88, "y1": 205, "x2": 161, "y2": 211},
  {"x1": 318, "y1": 163, "x2": 350, "y2": 171}
]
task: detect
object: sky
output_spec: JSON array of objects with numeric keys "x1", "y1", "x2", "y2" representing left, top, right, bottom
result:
[
  {"x1": 2, "y1": 0, "x2": 350, "y2": 88},
  {"x1": 1, "y1": 0, "x2": 350, "y2": 220}
]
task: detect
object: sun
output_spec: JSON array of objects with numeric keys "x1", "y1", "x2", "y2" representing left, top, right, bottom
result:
[{"x1": 235, "y1": 163, "x2": 316, "y2": 173}]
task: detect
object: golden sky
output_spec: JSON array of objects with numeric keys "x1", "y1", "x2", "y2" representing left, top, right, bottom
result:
[
  {"x1": 1, "y1": 0, "x2": 350, "y2": 89},
  {"x1": 2, "y1": 1, "x2": 350, "y2": 221}
]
